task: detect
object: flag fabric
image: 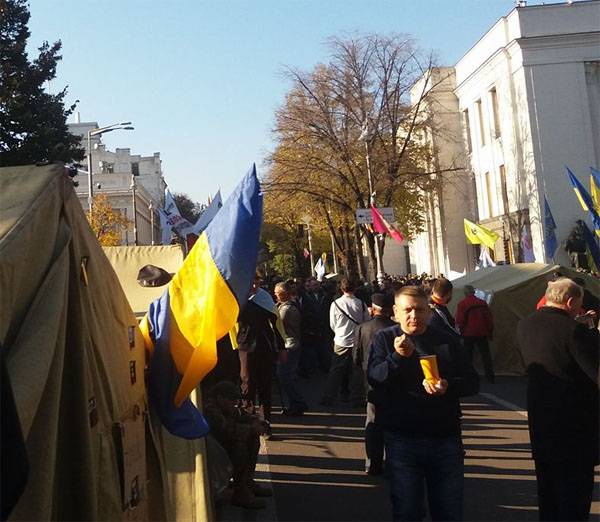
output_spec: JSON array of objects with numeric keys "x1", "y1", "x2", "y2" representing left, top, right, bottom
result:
[
  {"x1": 581, "y1": 220, "x2": 600, "y2": 272},
  {"x1": 314, "y1": 256, "x2": 326, "y2": 281},
  {"x1": 477, "y1": 246, "x2": 496, "y2": 269},
  {"x1": 520, "y1": 226, "x2": 535, "y2": 262},
  {"x1": 371, "y1": 205, "x2": 404, "y2": 243},
  {"x1": 140, "y1": 165, "x2": 263, "y2": 438},
  {"x1": 566, "y1": 166, "x2": 600, "y2": 237},
  {"x1": 543, "y1": 196, "x2": 558, "y2": 260},
  {"x1": 590, "y1": 167, "x2": 600, "y2": 214},
  {"x1": 159, "y1": 209, "x2": 172, "y2": 245},
  {"x1": 463, "y1": 218, "x2": 499, "y2": 250},
  {"x1": 162, "y1": 190, "x2": 195, "y2": 238},
  {"x1": 192, "y1": 190, "x2": 223, "y2": 235}
]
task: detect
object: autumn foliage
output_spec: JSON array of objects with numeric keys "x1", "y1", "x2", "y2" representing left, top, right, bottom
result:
[{"x1": 87, "y1": 193, "x2": 131, "y2": 246}]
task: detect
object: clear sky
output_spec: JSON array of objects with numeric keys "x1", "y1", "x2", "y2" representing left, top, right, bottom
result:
[{"x1": 28, "y1": 0, "x2": 521, "y2": 204}]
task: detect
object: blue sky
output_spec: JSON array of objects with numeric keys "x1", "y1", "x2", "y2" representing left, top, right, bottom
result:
[{"x1": 28, "y1": 0, "x2": 519, "y2": 204}]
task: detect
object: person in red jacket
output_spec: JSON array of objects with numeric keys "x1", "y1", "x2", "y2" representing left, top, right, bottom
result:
[{"x1": 456, "y1": 285, "x2": 495, "y2": 383}]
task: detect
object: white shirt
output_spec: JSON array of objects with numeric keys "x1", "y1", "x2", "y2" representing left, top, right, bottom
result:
[{"x1": 329, "y1": 294, "x2": 370, "y2": 350}]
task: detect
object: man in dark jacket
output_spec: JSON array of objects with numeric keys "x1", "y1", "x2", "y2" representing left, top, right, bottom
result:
[
  {"x1": 238, "y1": 274, "x2": 283, "y2": 436},
  {"x1": 353, "y1": 293, "x2": 396, "y2": 475},
  {"x1": 368, "y1": 285, "x2": 479, "y2": 521},
  {"x1": 456, "y1": 285, "x2": 495, "y2": 383},
  {"x1": 429, "y1": 277, "x2": 460, "y2": 338},
  {"x1": 517, "y1": 277, "x2": 599, "y2": 521}
]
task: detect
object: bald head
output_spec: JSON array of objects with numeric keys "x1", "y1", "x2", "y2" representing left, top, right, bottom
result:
[{"x1": 545, "y1": 277, "x2": 583, "y2": 317}]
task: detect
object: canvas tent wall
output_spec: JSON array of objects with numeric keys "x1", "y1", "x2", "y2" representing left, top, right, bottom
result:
[
  {"x1": 0, "y1": 164, "x2": 213, "y2": 522},
  {"x1": 103, "y1": 245, "x2": 185, "y2": 318},
  {"x1": 103, "y1": 244, "x2": 213, "y2": 522},
  {"x1": 0, "y1": 164, "x2": 147, "y2": 520},
  {"x1": 449, "y1": 263, "x2": 600, "y2": 375}
]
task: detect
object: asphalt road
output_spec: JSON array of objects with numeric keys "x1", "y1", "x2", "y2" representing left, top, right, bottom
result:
[{"x1": 217, "y1": 374, "x2": 599, "y2": 521}]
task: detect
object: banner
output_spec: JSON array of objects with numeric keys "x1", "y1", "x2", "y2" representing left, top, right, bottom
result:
[
  {"x1": 161, "y1": 190, "x2": 194, "y2": 239},
  {"x1": 192, "y1": 190, "x2": 223, "y2": 235}
]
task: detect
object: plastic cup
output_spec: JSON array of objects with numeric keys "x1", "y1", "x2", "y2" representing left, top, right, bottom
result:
[{"x1": 420, "y1": 355, "x2": 440, "y2": 383}]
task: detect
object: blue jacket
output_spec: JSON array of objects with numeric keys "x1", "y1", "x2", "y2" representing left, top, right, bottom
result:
[{"x1": 367, "y1": 324, "x2": 479, "y2": 436}]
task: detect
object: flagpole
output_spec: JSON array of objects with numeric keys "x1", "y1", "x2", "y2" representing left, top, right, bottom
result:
[{"x1": 361, "y1": 122, "x2": 385, "y2": 285}]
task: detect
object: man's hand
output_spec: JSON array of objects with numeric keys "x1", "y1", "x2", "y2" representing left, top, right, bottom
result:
[
  {"x1": 394, "y1": 334, "x2": 415, "y2": 358},
  {"x1": 422, "y1": 378, "x2": 448, "y2": 396}
]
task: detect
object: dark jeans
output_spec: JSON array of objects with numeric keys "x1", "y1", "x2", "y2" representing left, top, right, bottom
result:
[
  {"x1": 276, "y1": 347, "x2": 306, "y2": 410},
  {"x1": 300, "y1": 334, "x2": 331, "y2": 374},
  {"x1": 322, "y1": 348, "x2": 355, "y2": 401},
  {"x1": 365, "y1": 401, "x2": 384, "y2": 472},
  {"x1": 239, "y1": 349, "x2": 277, "y2": 423},
  {"x1": 384, "y1": 431, "x2": 464, "y2": 521},
  {"x1": 534, "y1": 460, "x2": 595, "y2": 521},
  {"x1": 463, "y1": 336, "x2": 495, "y2": 382}
]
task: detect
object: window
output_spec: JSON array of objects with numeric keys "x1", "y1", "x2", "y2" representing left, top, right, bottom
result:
[
  {"x1": 476, "y1": 99, "x2": 486, "y2": 146},
  {"x1": 463, "y1": 109, "x2": 472, "y2": 153},
  {"x1": 490, "y1": 88, "x2": 501, "y2": 138},
  {"x1": 131, "y1": 162, "x2": 140, "y2": 176},
  {"x1": 499, "y1": 165, "x2": 509, "y2": 214},
  {"x1": 100, "y1": 162, "x2": 114, "y2": 174},
  {"x1": 484, "y1": 171, "x2": 494, "y2": 217}
]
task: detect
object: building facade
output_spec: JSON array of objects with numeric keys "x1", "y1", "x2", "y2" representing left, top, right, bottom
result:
[
  {"x1": 68, "y1": 121, "x2": 166, "y2": 245},
  {"x1": 409, "y1": 0, "x2": 600, "y2": 274}
]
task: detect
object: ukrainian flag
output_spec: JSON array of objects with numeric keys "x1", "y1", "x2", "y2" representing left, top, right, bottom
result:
[
  {"x1": 590, "y1": 167, "x2": 600, "y2": 214},
  {"x1": 566, "y1": 166, "x2": 600, "y2": 238},
  {"x1": 140, "y1": 165, "x2": 263, "y2": 438},
  {"x1": 464, "y1": 218, "x2": 499, "y2": 250}
]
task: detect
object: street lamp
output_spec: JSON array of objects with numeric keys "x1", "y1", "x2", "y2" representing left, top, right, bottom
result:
[
  {"x1": 87, "y1": 121, "x2": 134, "y2": 211},
  {"x1": 130, "y1": 175, "x2": 139, "y2": 246},
  {"x1": 359, "y1": 119, "x2": 385, "y2": 285}
]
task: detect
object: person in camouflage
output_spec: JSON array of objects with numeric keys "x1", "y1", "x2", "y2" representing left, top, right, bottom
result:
[{"x1": 203, "y1": 381, "x2": 272, "y2": 509}]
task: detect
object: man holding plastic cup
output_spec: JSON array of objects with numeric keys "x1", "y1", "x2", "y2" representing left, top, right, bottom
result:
[{"x1": 368, "y1": 285, "x2": 479, "y2": 521}]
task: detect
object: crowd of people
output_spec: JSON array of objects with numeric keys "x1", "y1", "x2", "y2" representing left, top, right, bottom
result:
[{"x1": 201, "y1": 271, "x2": 599, "y2": 521}]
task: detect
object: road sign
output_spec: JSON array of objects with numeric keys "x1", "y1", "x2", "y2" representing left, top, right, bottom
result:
[{"x1": 355, "y1": 207, "x2": 395, "y2": 224}]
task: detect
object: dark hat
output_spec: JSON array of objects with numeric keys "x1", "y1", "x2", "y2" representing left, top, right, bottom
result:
[
  {"x1": 137, "y1": 264, "x2": 173, "y2": 287},
  {"x1": 371, "y1": 293, "x2": 393, "y2": 309},
  {"x1": 211, "y1": 381, "x2": 242, "y2": 400}
]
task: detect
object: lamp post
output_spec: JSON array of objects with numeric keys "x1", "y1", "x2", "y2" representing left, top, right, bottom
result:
[
  {"x1": 359, "y1": 120, "x2": 385, "y2": 285},
  {"x1": 130, "y1": 175, "x2": 139, "y2": 246},
  {"x1": 149, "y1": 201, "x2": 155, "y2": 245},
  {"x1": 87, "y1": 121, "x2": 134, "y2": 211}
]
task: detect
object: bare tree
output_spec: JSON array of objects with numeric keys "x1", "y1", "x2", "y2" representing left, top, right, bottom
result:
[{"x1": 265, "y1": 33, "x2": 453, "y2": 278}]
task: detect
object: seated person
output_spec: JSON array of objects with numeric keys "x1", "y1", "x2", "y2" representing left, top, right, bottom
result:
[{"x1": 203, "y1": 381, "x2": 272, "y2": 509}]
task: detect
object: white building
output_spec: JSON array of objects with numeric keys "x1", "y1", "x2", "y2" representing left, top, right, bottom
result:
[
  {"x1": 409, "y1": 0, "x2": 600, "y2": 274},
  {"x1": 68, "y1": 121, "x2": 166, "y2": 245}
]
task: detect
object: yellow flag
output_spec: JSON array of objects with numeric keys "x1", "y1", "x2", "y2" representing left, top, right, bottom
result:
[{"x1": 464, "y1": 218, "x2": 499, "y2": 250}]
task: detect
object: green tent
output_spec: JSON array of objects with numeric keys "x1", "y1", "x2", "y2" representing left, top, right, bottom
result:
[{"x1": 449, "y1": 263, "x2": 599, "y2": 375}]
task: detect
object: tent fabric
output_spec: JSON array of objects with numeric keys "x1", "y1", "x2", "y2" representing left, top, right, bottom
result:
[
  {"x1": 104, "y1": 245, "x2": 213, "y2": 522},
  {"x1": 0, "y1": 164, "x2": 148, "y2": 520},
  {"x1": 449, "y1": 263, "x2": 600, "y2": 375},
  {"x1": 103, "y1": 245, "x2": 185, "y2": 318}
]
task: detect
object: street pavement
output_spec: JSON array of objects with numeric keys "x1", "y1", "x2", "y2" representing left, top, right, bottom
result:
[{"x1": 217, "y1": 374, "x2": 599, "y2": 521}]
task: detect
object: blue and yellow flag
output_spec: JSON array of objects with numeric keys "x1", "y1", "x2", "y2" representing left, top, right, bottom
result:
[
  {"x1": 566, "y1": 166, "x2": 600, "y2": 237},
  {"x1": 581, "y1": 220, "x2": 600, "y2": 273},
  {"x1": 543, "y1": 196, "x2": 558, "y2": 260},
  {"x1": 590, "y1": 167, "x2": 600, "y2": 214},
  {"x1": 140, "y1": 165, "x2": 263, "y2": 438}
]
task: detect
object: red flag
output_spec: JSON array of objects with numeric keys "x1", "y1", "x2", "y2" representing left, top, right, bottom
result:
[{"x1": 370, "y1": 205, "x2": 404, "y2": 243}]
